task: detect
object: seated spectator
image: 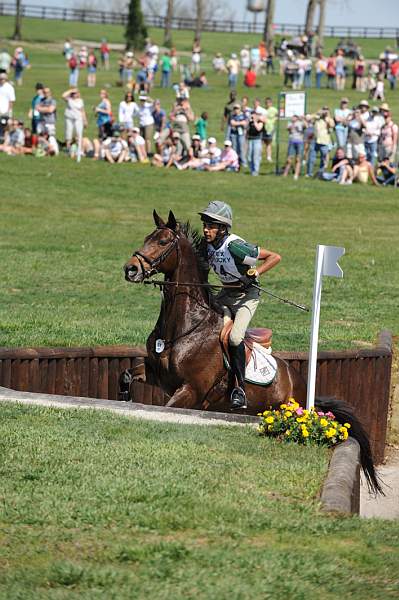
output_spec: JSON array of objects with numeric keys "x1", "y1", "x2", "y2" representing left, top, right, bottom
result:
[
  {"x1": 102, "y1": 129, "x2": 128, "y2": 163},
  {"x1": 0, "y1": 118, "x2": 24, "y2": 154},
  {"x1": 283, "y1": 115, "x2": 304, "y2": 180},
  {"x1": 351, "y1": 153, "x2": 379, "y2": 185},
  {"x1": 212, "y1": 53, "x2": 226, "y2": 73},
  {"x1": 70, "y1": 136, "x2": 95, "y2": 159},
  {"x1": 184, "y1": 72, "x2": 208, "y2": 88},
  {"x1": 35, "y1": 130, "x2": 59, "y2": 156},
  {"x1": 244, "y1": 66, "x2": 258, "y2": 88},
  {"x1": 152, "y1": 138, "x2": 173, "y2": 168},
  {"x1": 179, "y1": 134, "x2": 209, "y2": 170},
  {"x1": 376, "y1": 157, "x2": 397, "y2": 185},
  {"x1": 321, "y1": 147, "x2": 352, "y2": 183},
  {"x1": 174, "y1": 82, "x2": 190, "y2": 99},
  {"x1": 127, "y1": 127, "x2": 148, "y2": 163},
  {"x1": 165, "y1": 131, "x2": 189, "y2": 168},
  {"x1": 204, "y1": 139, "x2": 239, "y2": 172}
]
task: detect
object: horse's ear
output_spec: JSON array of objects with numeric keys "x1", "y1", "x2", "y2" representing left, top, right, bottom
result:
[
  {"x1": 167, "y1": 210, "x2": 177, "y2": 231},
  {"x1": 153, "y1": 210, "x2": 165, "y2": 228}
]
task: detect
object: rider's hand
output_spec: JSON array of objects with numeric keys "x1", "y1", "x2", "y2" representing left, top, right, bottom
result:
[{"x1": 239, "y1": 275, "x2": 255, "y2": 289}]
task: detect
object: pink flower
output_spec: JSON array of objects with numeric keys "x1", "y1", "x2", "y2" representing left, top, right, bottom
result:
[
  {"x1": 317, "y1": 411, "x2": 325, "y2": 417},
  {"x1": 295, "y1": 407, "x2": 304, "y2": 415},
  {"x1": 326, "y1": 411, "x2": 335, "y2": 418}
]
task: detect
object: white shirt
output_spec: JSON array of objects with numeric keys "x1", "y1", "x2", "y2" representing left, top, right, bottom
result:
[
  {"x1": 118, "y1": 100, "x2": 138, "y2": 127},
  {"x1": 0, "y1": 81, "x2": 15, "y2": 115},
  {"x1": 365, "y1": 118, "x2": 382, "y2": 143},
  {"x1": 138, "y1": 102, "x2": 154, "y2": 127},
  {"x1": 65, "y1": 97, "x2": 84, "y2": 121}
]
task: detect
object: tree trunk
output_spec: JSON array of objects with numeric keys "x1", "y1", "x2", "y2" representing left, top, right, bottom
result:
[
  {"x1": 195, "y1": 0, "x2": 203, "y2": 42},
  {"x1": 304, "y1": 0, "x2": 318, "y2": 36},
  {"x1": 263, "y1": 0, "x2": 276, "y2": 52},
  {"x1": 164, "y1": 0, "x2": 174, "y2": 47},
  {"x1": 13, "y1": 0, "x2": 22, "y2": 41},
  {"x1": 317, "y1": 0, "x2": 327, "y2": 50}
]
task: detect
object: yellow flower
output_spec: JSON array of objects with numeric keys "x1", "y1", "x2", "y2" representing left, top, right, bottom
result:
[
  {"x1": 344, "y1": 422, "x2": 351, "y2": 429},
  {"x1": 296, "y1": 417, "x2": 305, "y2": 423},
  {"x1": 267, "y1": 425, "x2": 273, "y2": 431},
  {"x1": 303, "y1": 409, "x2": 309, "y2": 416},
  {"x1": 320, "y1": 418, "x2": 328, "y2": 427},
  {"x1": 340, "y1": 428, "x2": 349, "y2": 440},
  {"x1": 301, "y1": 427, "x2": 309, "y2": 438},
  {"x1": 263, "y1": 410, "x2": 270, "y2": 416},
  {"x1": 325, "y1": 428, "x2": 337, "y2": 438},
  {"x1": 285, "y1": 430, "x2": 291, "y2": 436},
  {"x1": 280, "y1": 404, "x2": 287, "y2": 410},
  {"x1": 265, "y1": 416, "x2": 274, "y2": 424},
  {"x1": 285, "y1": 411, "x2": 292, "y2": 418}
]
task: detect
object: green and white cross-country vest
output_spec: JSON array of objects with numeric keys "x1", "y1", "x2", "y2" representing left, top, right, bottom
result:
[{"x1": 207, "y1": 234, "x2": 259, "y2": 284}]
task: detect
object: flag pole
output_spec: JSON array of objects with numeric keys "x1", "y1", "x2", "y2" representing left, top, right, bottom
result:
[{"x1": 306, "y1": 245, "x2": 325, "y2": 411}]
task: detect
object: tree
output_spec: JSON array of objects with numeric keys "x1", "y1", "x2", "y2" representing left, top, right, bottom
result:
[
  {"x1": 125, "y1": 0, "x2": 148, "y2": 50},
  {"x1": 304, "y1": 0, "x2": 318, "y2": 36},
  {"x1": 13, "y1": 0, "x2": 22, "y2": 41},
  {"x1": 164, "y1": 0, "x2": 174, "y2": 47},
  {"x1": 317, "y1": 0, "x2": 327, "y2": 49},
  {"x1": 263, "y1": 0, "x2": 276, "y2": 52},
  {"x1": 194, "y1": 0, "x2": 203, "y2": 42}
]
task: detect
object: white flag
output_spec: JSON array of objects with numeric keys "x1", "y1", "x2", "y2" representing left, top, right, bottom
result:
[{"x1": 322, "y1": 245, "x2": 345, "y2": 278}]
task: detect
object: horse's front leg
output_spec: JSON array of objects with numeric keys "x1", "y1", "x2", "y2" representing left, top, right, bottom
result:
[{"x1": 166, "y1": 384, "x2": 197, "y2": 409}]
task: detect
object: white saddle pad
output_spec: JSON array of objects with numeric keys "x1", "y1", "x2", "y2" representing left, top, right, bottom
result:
[{"x1": 245, "y1": 342, "x2": 277, "y2": 386}]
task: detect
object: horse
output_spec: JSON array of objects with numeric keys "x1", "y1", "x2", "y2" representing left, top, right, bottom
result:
[{"x1": 123, "y1": 210, "x2": 383, "y2": 495}]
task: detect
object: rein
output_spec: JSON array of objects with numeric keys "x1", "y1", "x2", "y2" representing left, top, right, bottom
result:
[{"x1": 133, "y1": 227, "x2": 179, "y2": 279}]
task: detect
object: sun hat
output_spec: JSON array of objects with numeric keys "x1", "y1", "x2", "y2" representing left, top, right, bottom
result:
[
  {"x1": 231, "y1": 53, "x2": 237, "y2": 59},
  {"x1": 208, "y1": 136, "x2": 216, "y2": 144},
  {"x1": 192, "y1": 134, "x2": 201, "y2": 141},
  {"x1": 172, "y1": 132, "x2": 181, "y2": 138},
  {"x1": 340, "y1": 97, "x2": 349, "y2": 103},
  {"x1": 359, "y1": 99, "x2": 369, "y2": 107},
  {"x1": 371, "y1": 106, "x2": 380, "y2": 113},
  {"x1": 380, "y1": 102, "x2": 390, "y2": 111},
  {"x1": 255, "y1": 106, "x2": 263, "y2": 115},
  {"x1": 131, "y1": 127, "x2": 140, "y2": 133},
  {"x1": 224, "y1": 140, "x2": 232, "y2": 146},
  {"x1": 233, "y1": 103, "x2": 241, "y2": 108}
]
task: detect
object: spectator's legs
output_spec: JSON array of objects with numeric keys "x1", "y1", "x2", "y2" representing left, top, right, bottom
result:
[
  {"x1": 365, "y1": 141, "x2": 377, "y2": 165},
  {"x1": 306, "y1": 141, "x2": 316, "y2": 176},
  {"x1": 247, "y1": 139, "x2": 254, "y2": 174},
  {"x1": 318, "y1": 144, "x2": 329, "y2": 173},
  {"x1": 252, "y1": 138, "x2": 262, "y2": 175},
  {"x1": 65, "y1": 118, "x2": 74, "y2": 149},
  {"x1": 238, "y1": 134, "x2": 247, "y2": 167},
  {"x1": 335, "y1": 128, "x2": 348, "y2": 151}
]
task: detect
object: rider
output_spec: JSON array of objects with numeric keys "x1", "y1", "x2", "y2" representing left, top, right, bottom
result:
[{"x1": 199, "y1": 200, "x2": 281, "y2": 410}]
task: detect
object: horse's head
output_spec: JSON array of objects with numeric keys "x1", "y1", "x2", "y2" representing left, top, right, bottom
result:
[{"x1": 124, "y1": 210, "x2": 179, "y2": 283}]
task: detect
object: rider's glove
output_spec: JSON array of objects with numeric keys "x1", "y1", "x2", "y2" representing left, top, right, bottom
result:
[{"x1": 239, "y1": 274, "x2": 255, "y2": 289}]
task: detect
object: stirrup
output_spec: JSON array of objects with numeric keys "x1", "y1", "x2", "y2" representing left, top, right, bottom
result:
[{"x1": 230, "y1": 387, "x2": 247, "y2": 411}]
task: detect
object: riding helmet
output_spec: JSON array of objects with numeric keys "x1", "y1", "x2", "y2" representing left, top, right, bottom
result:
[{"x1": 198, "y1": 201, "x2": 233, "y2": 227}]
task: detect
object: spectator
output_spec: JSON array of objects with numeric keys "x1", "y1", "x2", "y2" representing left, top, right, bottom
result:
[
  {"x1": 250, "y1": 45, "x2": 260, "y2": 73},
  {"x1": 68, "y1": 53, "x2": 79, "y2": 87},
  {"x1": 352, "y1": 153, "x2": 379, "y2": 185},
  {"x1": 35, "y1": 129, "x2": 59, "y2": 156},
  {"x1": 307, "y1": 107, "x2": 334, "y2": 177},
  {"x1": 170, "y1": 47, "x2": 178, "y2": 72},
  {"x1": 0, "y1": 72, "x2": 15, "y2": 125},
  {"x1": 283, "y1": 115, "x2": 305, "y2": 180},
  {"x1": 12, "y1": 47, "x2": 27, "y2": 86},
  {"x1": 191, "y1": 38, "x2": 201, "y2": 75},
  {"x1": 240, "y1": 46, "x2": 250, "y2": 74},
  {"x1": 334, "y1": 97, "x2": 351, "y2": 150},
  {"x1": 63, "y1": 39, "x2": 73, "y2": 62},
  {"x1": 127, "y1": 127, "x2": 148, "y2": 163},
  {"x1": 29, "y1": 83, "x2": 44, "y2": 142},
  {"x1": 118, "y1": 91, "x2": 138, "y2": 130},
  {"x1": 244, "y1": 66, "x2": 258, "y2": 88},
  {"x1": 294, "y1": 54, "x2": 307, "y2": 89},
  {"x1": 376, "y1": 157, "x2": 397, "y2": 186},
  {"x1": 79, "y1": 46, "x2": 88, "y2": 70},
  {"x1": 303, "y1": 114, "x2": 315, "y2": 171},
  {"x1": 138, "y1": 94, "x2": 155, "y2": 155},
  {"x1": 102, "y1": 129, "x2": 128, "y2": 164},
  {"x1": 315, "y1": 54, "x2": 327, "y2": 89},
  {"x1": 229, "y1": 102, "x2": 248, "y2": 167},
  {"x1": 378, "y1": 104, "x2": 398, "y2": 161},
  {"x1": 160, "y1": 51, "x2": 172, "y2": 88},
  {"x1": 152, "y1": 99, "x2": 166, "y2": 134},
  {"x1": 95, "y1": 89, "x2": 112, "y2": 140},
  {"x1": 263, "y1": 97, "x2": 278, "y2": 163},
  {"x1": 204, "y1": 139, "x2": 239, "y2": 172},
  {"x1": 0, "y1": 48, "x2": 12, "y2": 74},
  {"x1": 37, "y1": 87, "x2": 57, "y2": 136},
  {"x1": 0, "y1": 118, "x2": 24, "y2": 154},
  {"x1": 335, "y1": 49, "x2": 346, "y2": 90},
  {"x1": 62, "y1": 88, "x2": 87, "y2": 153},
  {"x1": 283, "y1": 51, "x2": 298, "y2": 88},
  {"x1": 100, "y1": 39, "x2": 110, "y2": 71},
  {"x1": 221, "y1": 90, "x2": 237, "y2": 137},
  {"x1": 247, "y1": 106, "x2": 264, "y2": 176},
  {"x1": 303, "y1": 55, "x2": 312, "y2": 88},
  {"x1": 170, "y1": 97, "x2": 194, "y2": 153},
  {"x1": 346, "y1": 107, "x2": 365, "y2": 161},
  {"x1": 87, "y1": 50, "x2": 97, "y2": 88},
  {"x1": 364, "y1": 106, "x2": 382, "y2": 165},
  {"x1": 184, "y1": 71, "x2": 208, "y2": 88},
  {"x1": 206, "y1": 136, "x2": 222, "y2": 165},
  {"x1": 212, "y1": 53, "x2": 226, "y2": 74},
  {"x1": 326, "y1": 53, "x2": 336, "y2": 89},
  {"x1": 226, "y1": 53, "x2": 240, "y2": 89},
  {"x1": 373, "y1": 74, "x2": 385, "y2": 100},
  {"x1": 354, "y1": 55, "x2": 366, "y2": 91},
  {"x1": 388, "y1": 58, "x2": 399, "y2": 91},
  {"x1": 152, "y1": 137, "x2": 173, "y2": 168},
  {"x1": 195, "y1": 111, "x2": 208, "y2": 143},
  {"x1": 266, "y1": 47, "x2": 275, "y2": 75},
  {"x1": 175, "y1": 81, "x2": 190, "y2": 100},
  {"x1": 321, "y1": 147, "x2": 352, "y2": 183},
  {"x1": 165, "y1": 131, "x2": 188, "y2": 169},
  {"x1": 123, "y1": 52, "x2": 136, "y2": 85}
]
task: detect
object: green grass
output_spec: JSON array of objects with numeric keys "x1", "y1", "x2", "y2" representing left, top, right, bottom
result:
[
  {"x1": 0, "y1": 19, "x2": 398, "y2": 352},
  {"x1": 0, "y1": 402, "x2": 398, "y2": 600}
]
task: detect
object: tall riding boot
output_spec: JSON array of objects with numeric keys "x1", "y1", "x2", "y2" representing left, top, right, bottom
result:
[{"x1": 229, "y1": 341, "x2": 247, "y2": 410}]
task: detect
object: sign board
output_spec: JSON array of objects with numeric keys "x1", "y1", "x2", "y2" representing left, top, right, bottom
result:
[{"x1": 279, "y1": 92, "x2": 306, "y2": 118}]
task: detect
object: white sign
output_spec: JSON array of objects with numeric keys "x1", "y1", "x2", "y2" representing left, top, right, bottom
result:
[
  {"x1": 306, "y1": 245, "x2": 345, "y2": 411},
  {"x1": 282, "y1": 92, "x2": 306, "y2": 118}
]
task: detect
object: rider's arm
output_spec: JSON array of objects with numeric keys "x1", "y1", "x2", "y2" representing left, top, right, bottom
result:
[{"x1": 255, "y1": 248, "x2": 281, "y2": 276}]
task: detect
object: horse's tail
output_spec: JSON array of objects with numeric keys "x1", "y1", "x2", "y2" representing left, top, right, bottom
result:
[{"x1": 315, "y1": 396, "x2": 384, "y2": 496}]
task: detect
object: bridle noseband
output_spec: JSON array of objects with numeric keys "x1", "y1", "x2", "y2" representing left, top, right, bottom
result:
[{"x1": 133, "y1": 227, "x2": 179, "y2": 279}]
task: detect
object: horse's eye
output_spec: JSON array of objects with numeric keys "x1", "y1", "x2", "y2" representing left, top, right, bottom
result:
[{"x1": 159, "y1": 239, "x2": 169, "y2": 246}]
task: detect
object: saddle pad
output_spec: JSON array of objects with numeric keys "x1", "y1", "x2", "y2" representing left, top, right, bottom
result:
[{"x1": 245, "y1": 342, "x2": 277, "y2": 386}]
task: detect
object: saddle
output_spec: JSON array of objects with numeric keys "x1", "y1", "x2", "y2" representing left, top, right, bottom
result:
[{"x1": 220, "y1": 320, "x2": 272, "y2": 366}]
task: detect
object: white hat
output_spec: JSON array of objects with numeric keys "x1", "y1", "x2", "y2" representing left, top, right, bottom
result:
[
  {"x1": 192, "y1": 134, "x2": 201, "y2": 141},
  {"x1": 126, "y1": 51, "x2": 134, "y2": 58},
  {"x1": 231, "y1": 53, "x2": 237, "y2": 59},
  {"x1": 131, "y1": 127, "x2": 140, "y2": 133},
  {"x1": 224, "y1": 140, "x2": 232, "y2": 146},
  {"x1": 208, "y1": 136, "x2": 216, "y2": 144},
  {"x1": 255, "y1": 106, "x2": 263, "y2": 115},
  {"x1": 139, "y1": 94, "x2": 147, "y2": 100}
]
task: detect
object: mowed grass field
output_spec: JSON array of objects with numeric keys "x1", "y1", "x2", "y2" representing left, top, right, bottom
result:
[
  {"x1": 1, "y1": 402, "x2": 399, "y2": 600},
  {"x1": 0, "y1": 18, "x2": 398, "y2": 351}
]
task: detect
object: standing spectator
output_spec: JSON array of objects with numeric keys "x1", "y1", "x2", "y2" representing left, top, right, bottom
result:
[
  {"x1": 160, "y1": 51, "x2": 172, "y2": 88},
  {"x1": 95, "y1": 89, "x2": 112, "y2": 139},
  {"x1": 263, "y1": 97, "x2": 278, "y2": 163},
  {"x1": 326, "y1": 54, "x2": 336, "y2": 89},
  {"x1": 240, "y1": 46, "x2": 250, "y2": 74},
  {"x1": 62, "y1": 88, "x2": 87, "y2": 153},
  {"x1": 79, "y1": 46, "x2": 88, "y2": 70},
  {"x1": 170, "y1": 47, "x2": 178, "y2": 72},
  {"x1": 303, "y1": 55, "x2": 312, "y2": 88},
  {"x1": 379, "y1": 104, "x2": 398, "y2": 161},
  {"x1": 247, "y1": 106, "x2": 264, "y2": 176},
  {"x1": 358, "y1": 99, "x2": 370, "y2": 121},
  {"x1": 283, "y1": 115, "x2": 305, "y2": 180},
  {"x1": 303, "y1": 114, "x2": 315, "y2": 172},
  {"x1": 226, "y1": 54, "x2": 240, "y2": 89},
  {"x1": 87, "y1": 50, "x2": 97, "y2": 88},
  {"x1": 250, "y1": 45, "x2": 260, "y2": 73},
  {"x1": 0, "y1": 72, "x2": 15, "y2": 126},
  {"x1": 63, "y1": 39, "x2": 73, "y2": 62},
  {"x1": 118, "y1": 91, "x2": 138, "y2": 130},
  {"x1": 315, "y1": 54, "x2": 327, "y2": 89},
  {"x1": 346, "y1": 108, "x2": 365, "y2": 161},
  {"x1": 195, "y1": 111, "x2": 208, "y2": 143},
  {"x1": 100, "y1": 39, "x2": 110, "y2": 71},
  {"x1": 221, "y1": 90, "x2": 238, "y2": 138},
  {"x1": 152, "y1": 99, "x2": 166, "y2": 134},
  {"x1": 169, "y1": 97, "x2": 194, "y2": 154},
  {"x1": 307, "y1": 107, "x2": 334, "y2": 177},
  {"x1": 334, "y1": 97, "x2": 351, "y2": 150},
  {"x1": 29, "y1": 83, "x2": 44, "y2": 142},
  {"x1": 388, "y1": 58, "x2": 399, "y2": 90},
  {"x1": 68, "y1": 53, "x2": 79, "y2": 87},
  {"x1": 373, "y1": 74, "x2": 385, "y2": 101},
  {"x1": 138, "y1": 94, "x2": 155, "y2": 155},
  {"x1": 191, "y1": 38, "x2": 201, "y2": 75},
  {"x1": 37, "y1": 87, "x2": 57, "y2": 136},
  {"x1": 294, "y1": 55, "x2": 307, "y2": 89},
  {"x1": 229, "y1": 102, "x2": 248, "y2": 167},
  {"x1": 266, "y1": 47, "x2": 275, "y2": 75},
  {"x1": 0, "y1": 48, "x2": 12, "y2": 74},
  {"x1": 283, "y1": 51, "x2": 298, "y2": 88},
  {"x1": 123, "y1": 52, "x2": 136, "y2": 85},
  {"x1": 212, "y1": 53, "x2": 226, "y2": 74},
  {"x1": 364, "y1": 107, "x2": 382, "y2": 166},
  {"x1": 354, "y1": 56, "x2": 366, "y2": 91},
  {"x1": 12, "y1": 47, "x2": 27, "y2": 86},
  {"x1": 335, "y1": 49, "x2": 346, "y2": 90}
]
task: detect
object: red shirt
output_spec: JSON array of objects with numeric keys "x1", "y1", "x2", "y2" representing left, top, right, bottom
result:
[{"x1": 244, "y1": 70, "x2": 257, "y2": 87}]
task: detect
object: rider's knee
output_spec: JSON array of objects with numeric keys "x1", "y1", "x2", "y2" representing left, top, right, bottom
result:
[{"x1": 229, "y1": 330, "x2": 244, "y2": 347}]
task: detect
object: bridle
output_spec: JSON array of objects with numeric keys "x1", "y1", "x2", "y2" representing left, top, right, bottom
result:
[{"x1": 132, "y1": 227, "x2": 179, "y2": 279}]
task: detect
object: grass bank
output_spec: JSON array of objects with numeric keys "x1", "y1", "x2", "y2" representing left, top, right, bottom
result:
[{"x1": 1, "y1": 402, "x2": 398, "y2": 599}]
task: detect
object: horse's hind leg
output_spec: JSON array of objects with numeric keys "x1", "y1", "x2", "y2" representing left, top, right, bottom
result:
[{"x1": 166, "y1": 384, "x2": 197, "y2": 409}]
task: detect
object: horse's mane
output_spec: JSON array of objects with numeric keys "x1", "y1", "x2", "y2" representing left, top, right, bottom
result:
[{"x1": 177, "y1": 220, "x2": 223, "y2": 314}]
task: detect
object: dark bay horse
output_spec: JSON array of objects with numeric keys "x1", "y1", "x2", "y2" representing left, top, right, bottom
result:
[{"x1": 124, "y1": 210, "x2": 382, "y2": 494}]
